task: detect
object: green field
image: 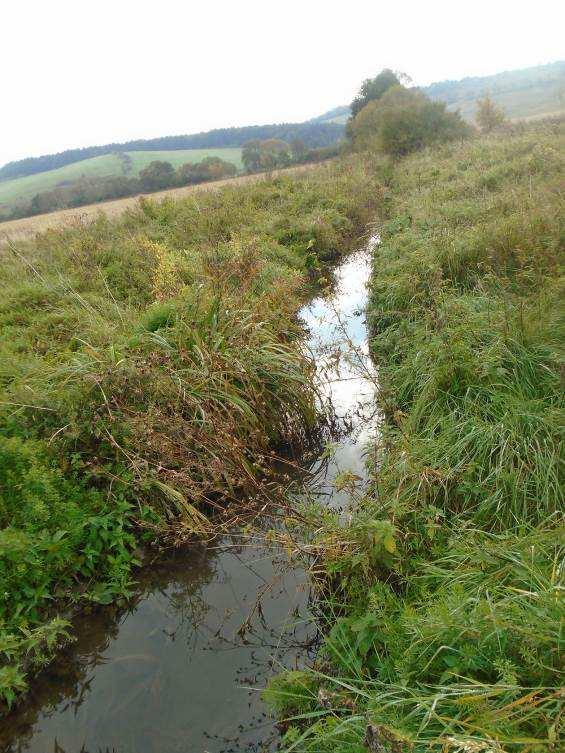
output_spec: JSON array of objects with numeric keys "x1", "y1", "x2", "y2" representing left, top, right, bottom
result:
[
  {"x1": 0, "y1": 148, "x2": 243, "y2": 209},
  {"x1": 124, "y1": 147, "x2": 243, "y2": 173}
]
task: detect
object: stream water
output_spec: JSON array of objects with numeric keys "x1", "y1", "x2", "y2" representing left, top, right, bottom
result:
[{"x1": 1, "y1": 238, "x2": 379, "y2": 753}]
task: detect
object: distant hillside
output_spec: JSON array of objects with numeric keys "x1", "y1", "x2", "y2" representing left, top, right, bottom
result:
[
  {"x1": 425, "y1": 60, "x2": 565, "y2": 121},
  {"x1": 0, "y1": 121, "x2": 344, "y2": 183},
  {"x1": 314, "y1": 61, "x2": 565, "y2": 124},
  {"x1": 0, "y1": 148, "x2": 243, "y2": 209},
  {"x1": 310, "y1": 106, "x2": 350, "y2": 124},
  {"x1": 3, "y1": 60, "x2": 562, "y2": 199}
]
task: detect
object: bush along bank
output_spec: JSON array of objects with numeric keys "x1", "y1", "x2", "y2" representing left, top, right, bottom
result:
[
  {"x1": 0, "y1": 154, "x2": 383, "y2": 708},
  {"x1": 265, "y1": 121, "x2": 564, "y2": 751}
]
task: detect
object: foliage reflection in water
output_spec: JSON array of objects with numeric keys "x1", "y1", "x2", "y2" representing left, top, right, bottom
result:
[{"x1": 2, "y1": 542, "x2": 315, "y2": 753}]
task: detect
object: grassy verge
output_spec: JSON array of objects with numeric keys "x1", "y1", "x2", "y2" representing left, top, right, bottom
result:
[
  {"x1": 0, "y1": 155, "x2": 382, "y2": 707},
  {"x1": 267, "y1": 122, "x2": 564, "y2": 750}
]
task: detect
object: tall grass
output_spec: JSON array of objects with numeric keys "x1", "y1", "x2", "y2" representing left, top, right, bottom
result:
[
  {"x1": 268, "y1": 121, "x2": 564, "y2": 751},
  {"x1": 0, "y1": 155, "x2": 382, "y2": 707}
]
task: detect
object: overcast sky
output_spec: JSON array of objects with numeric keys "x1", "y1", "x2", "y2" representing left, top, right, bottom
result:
[{"x1": 1, "y1": 0, "x2": 563, "y2": 167}]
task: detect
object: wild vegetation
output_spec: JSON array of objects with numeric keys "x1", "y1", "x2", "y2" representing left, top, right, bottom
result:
[
  {"x1": 348, "y1": 84, "x2": 470, "y2": 156},
  {"x1": 3, "y1": 61, "x2": 562, "y2": 222},
  {"x1": 350, "y1": 69, "x2": 404, "y2": 118},
  {"x1": 265, "y1": 108, "x2": 564, "y2": 750},
  {"x1": 476, "y1": 93, "x2": 508, "y2": 133},
  {"x1": 1, "y1": 58, "x2": 563, "y2": 750},
  {"x1": 241, "y1": 138, "x2": 339, "y2": 172},
  {"x1": 0, "y1": 156, "x2": 381, "y2": 708},
  {"x1": 9, "y1": 156, "x2": 236, "y2": 218}
]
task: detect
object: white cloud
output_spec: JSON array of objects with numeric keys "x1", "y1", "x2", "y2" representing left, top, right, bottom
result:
[{"x1": 1, "y1": 0, "x2": 563, "y2": 166}]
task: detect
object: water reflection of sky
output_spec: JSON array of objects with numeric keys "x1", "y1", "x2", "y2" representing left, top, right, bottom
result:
[{"x1": 299, "y1": 238, "x2": 380, "y2": 506}]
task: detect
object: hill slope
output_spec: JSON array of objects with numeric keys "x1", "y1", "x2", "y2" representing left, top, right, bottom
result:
[
  {"x1": 2, "y1": 61, "x2": 562, "y2": 214},
  {"x1": 310, "y1": 106, "x2": 350, "y2": 124},
  {"x1": 425, "y1": 59, "x2": 565, "y2": 120},
  {"x1": 0, "y1": 122, "x2": 343, "y2": 183},
  {"x1": 314, "y1": 60, "x2": 565, "y2": 124},
  {"x1": 0, "y1": 148, "x2": 243, "y2": 208}
]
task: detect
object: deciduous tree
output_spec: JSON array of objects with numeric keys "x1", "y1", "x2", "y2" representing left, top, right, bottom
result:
[
  {"x1": 350, "y1": 86, "x2": 470, "y2": 156},
  {"x1": 139, "y1": 161, "x2": 175, "y2": 191},
  {"x1": 350, "y1": 69, "x2": 400, "y2": 118}
]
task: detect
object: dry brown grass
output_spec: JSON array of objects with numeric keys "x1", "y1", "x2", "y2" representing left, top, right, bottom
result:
[{"x1": 0, "y1": 163, "x2": 320, "y2": 244}]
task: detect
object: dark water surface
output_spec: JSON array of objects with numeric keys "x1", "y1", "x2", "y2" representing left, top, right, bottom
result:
[
  {"x1": 2, "y1": 239, "x2": 378, "y2": 753},
  {"x1": 2, "y1": 542, "x2": 313, "y2": 753}
]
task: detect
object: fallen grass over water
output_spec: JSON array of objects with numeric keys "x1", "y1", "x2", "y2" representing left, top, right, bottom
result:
[
  {"x1": 0, "y1": 155, "x2": 382, "y2": 707},
  {"x1": 268, "y1": 120, "x2": 564, "y2": 750}
]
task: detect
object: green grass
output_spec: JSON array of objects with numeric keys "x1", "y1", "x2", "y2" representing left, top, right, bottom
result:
[
  {"x1": 0, "y1": 155, "x2": 124, "y2": 206},
  {"x1": 0, "y1": 148, "x2": 243, "y2": 208},
  {"x1": 0, "y1": 154, "x2": 380, "y2": 708},
  {"x1": 269, "y1": 120, "x2": 564, "y2": 751}
]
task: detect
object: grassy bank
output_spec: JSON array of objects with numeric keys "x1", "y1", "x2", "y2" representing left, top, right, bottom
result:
[
  {"x1": 267, "y1": 122, "x2": 564, "y2": 750},
  {"x1": 0, "y1": 155, "x2": 381, "y2": 707}
]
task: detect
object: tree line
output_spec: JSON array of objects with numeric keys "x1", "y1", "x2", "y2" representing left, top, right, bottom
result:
[
  {"x1": 241, "y1": 138, "x2": 338, "y2": 171},
  {"x1": 0, "y1": 122, "x2": 344, "y2": 182},
  {"x1": 2, "y1": 67, "x2": 510, "y2": 221}
]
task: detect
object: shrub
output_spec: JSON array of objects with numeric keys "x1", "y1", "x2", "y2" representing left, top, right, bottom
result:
[
  {"x1": 177, "y1": 156, "x2": 237, "y2": 185},
  {"x1": 350, "y1": 86, "x2": 471, "y2": 156},
  {"x1": 476, "y1": 93, "x2": 507, "y2": 133},
  {"x1": 139, "y1": 160, "x2": 175, "y2": 191}
]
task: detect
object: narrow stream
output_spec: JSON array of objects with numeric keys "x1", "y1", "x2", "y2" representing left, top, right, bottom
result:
[{"x1": 1, "y1": 237, "x2": 379, "y2": 753}]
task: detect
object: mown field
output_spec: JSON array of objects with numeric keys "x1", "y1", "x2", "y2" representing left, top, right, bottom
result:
[
  {"x1": 0, "y1": 154, "x2": 381, "y2": 708},
  {"x1": 266, "y1": 120, "x2": 564, "y2": 751},
  {"x1": 0, "y1": 147, "x2": 243, "y2": 209}
]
